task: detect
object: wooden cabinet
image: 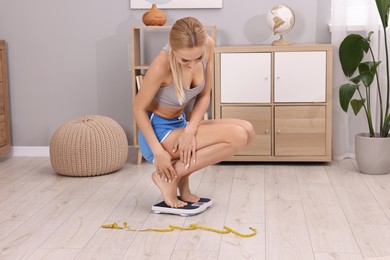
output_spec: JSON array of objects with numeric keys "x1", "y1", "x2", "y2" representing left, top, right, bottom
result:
[
  {"x1": 131, "y1": 26, "x2": 216, "y2": 164},
  {"x1": 214, "y1": 44, "x2": 332, "y2": 162},
  {"x1": 0, "y1": 40, "x2": 11, "y2": 157}
]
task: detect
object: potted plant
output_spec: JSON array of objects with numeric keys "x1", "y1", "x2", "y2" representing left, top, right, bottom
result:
[{"x1": 338, "y1": 0, "x2": 390, "y2": 174}]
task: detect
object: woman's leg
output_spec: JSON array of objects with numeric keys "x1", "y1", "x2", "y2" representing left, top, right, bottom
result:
[
  {"x1": 177, "y1": 176, "x2": 195, "y2": 201},
  {"x1": 201, "y1": 118, "x2": 256, "y2": 145},
  {"x1": 151, "y1": 172, "x2": 186, "y2": 208},
  {"x1": 154, "y1": 120, "x2": 254, "y2": 203},
  {"x1": 176, "y1": 119, "x2": 255, "y2": 202}
]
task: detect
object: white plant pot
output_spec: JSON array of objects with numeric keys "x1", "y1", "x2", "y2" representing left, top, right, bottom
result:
[{"x1": 355, "y1": 133, "x2": 390, "y2": 175}]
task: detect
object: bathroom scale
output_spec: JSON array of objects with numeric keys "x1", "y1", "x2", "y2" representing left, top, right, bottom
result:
[{"x1": 152, "y1": 198, "x2": 213, "y2": 217}]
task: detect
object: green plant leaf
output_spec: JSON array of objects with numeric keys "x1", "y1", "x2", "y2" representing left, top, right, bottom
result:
[
  {"x1": 339, "y1": 83, "x2": 359, "y2": 112},
  {"x1": 339, "y1": 34, "x2": 370, "y2": 77},
  {"x1": 351, "y1": 99, "x2": 365, "y2": 115},
  {"x1": 376, "y1": 0, "x2": 390, "y2": 28},
  {"x1": 362, "y1": 61, "x2": 381, "y2": 72},
  {"x1": 350, "y1": 75, "x2": 362, "y2": 84},
  {"x1": 358, "y1": 61, "x2": 380, "y2": 87},
  {"x1": 366, "y1": 31, "x2": 374, "y2": 42},
  {"x1": 352, "y1": 61, "x2": 381, "y2": 87},
  {"x1": 359, "y1": 71, "x2": 375, "y2": 87}
]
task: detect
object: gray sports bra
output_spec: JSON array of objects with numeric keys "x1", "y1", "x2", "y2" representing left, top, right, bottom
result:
[{"x1": 154, "y1": 44, "x2": 207, "y2": 108}]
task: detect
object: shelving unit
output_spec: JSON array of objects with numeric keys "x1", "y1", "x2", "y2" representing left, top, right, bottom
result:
[
  {"x1": 214, "y1": 44, "x2": 333, "y2": 162},
  {"x1": 0, "y1": 40, "x2": 11, "y2": 157},
  {"x1": 131, "y1": 25, "x2": 216, "y2": 164}
]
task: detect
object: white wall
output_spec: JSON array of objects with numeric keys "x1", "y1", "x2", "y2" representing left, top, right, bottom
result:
[{"x1": 0, "y1": 0, "x2": 331, "y2": 147}]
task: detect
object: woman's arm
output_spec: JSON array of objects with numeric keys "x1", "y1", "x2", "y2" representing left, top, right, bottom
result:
[
  {"x1": 175, "y1": 36, "x2": 215, "y2": 166},
  {"x1": 132, "y1": 51, "x2": 177, "y2": 181},
  {"x1": 187, "y1": 36, "x2": 215, "y2": 128}
]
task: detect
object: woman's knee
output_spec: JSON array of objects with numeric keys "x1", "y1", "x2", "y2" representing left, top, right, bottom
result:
[
  {"x1": 234, "y1": 119, "x2": 255, "y2": 145},
  {"x1": 229, "y1": 125, "x2": 249, "y2": 152},
  {"x1": 241, "y1": 120, "x2": 255, "y2": 144},
  {"x1": 195, "y1": 122, "x2": 251, "y2": 152}
]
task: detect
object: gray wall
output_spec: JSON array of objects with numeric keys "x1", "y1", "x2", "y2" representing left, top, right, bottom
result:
[{"x1": 0, "y1": 0, "x2": 331, "y2": 147}]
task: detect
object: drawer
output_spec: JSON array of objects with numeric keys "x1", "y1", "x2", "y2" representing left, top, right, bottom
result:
[
  {"x1": 275, "y1": 106, "x2": 326, "y2": 156},
  {"x1": 221, "y1": 106, "x2": 272, "y2": 156}
]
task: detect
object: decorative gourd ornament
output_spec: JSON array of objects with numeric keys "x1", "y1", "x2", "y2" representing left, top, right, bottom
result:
[{"x1": 142, "y1": 4, "x2": 167, "y2": 26}]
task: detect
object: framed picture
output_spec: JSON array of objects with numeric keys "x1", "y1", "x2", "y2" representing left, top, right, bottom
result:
[{"x1": 130, "y1": 0, "x2": 223, "y2": 9}]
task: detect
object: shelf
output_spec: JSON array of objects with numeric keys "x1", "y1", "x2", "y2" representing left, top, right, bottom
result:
[{"x1": 134, "y1": 65, "x2": 150, "y2": 70}]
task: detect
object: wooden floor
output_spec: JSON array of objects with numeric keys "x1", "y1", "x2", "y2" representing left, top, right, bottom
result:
[{"x1": 1, "y1": 155, "x2": 390, "y2": 260}]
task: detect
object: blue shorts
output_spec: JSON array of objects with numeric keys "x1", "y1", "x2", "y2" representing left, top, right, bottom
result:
[{"x1": 138, "y1": 112, "x2": 188, "y2": 163}]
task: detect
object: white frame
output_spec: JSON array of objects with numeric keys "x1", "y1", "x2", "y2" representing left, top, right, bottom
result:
[{"x1": 130, "y1": 0, "x2": 223, "y2": 9}]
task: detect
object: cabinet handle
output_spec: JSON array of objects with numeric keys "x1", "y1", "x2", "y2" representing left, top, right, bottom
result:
[
  {"x1": 265, "y1": 129, "x2": 269, "y2": 134},
  {"x1": 276, "y1": 76, "x2": 280, "y2": 80},
  {"x1": 277, "y1": 130, "x2": 281, "y2": 134},
  {"x1": 264, "y1": 77, "x2": 269, "y2": 80}
]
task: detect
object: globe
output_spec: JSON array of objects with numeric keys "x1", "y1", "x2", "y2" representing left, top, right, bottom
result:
[{"x1": 266, "y1": 4, "x2": 295, "y2": 46}]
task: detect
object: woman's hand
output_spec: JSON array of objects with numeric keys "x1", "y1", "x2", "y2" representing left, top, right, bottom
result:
[
  {"x1": 153, "y1": 150, "x2": 177, "y2": 182},
  {"x1": 173, "y1": 131, "x2": 197, "y2": 169}
]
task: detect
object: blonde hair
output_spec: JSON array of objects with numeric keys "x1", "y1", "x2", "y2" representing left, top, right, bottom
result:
[{"x1": 168, "y1": 17, "x2": 208, "y2": 105}]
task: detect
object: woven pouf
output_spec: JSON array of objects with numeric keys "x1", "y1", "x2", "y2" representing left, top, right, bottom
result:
[{"x1": 50, "y1": 115, "x2": 128, "y2": 177}]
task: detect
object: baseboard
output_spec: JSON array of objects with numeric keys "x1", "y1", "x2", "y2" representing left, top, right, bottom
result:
[
  {"x1": 333, "y1": 153, "x2": 355, "y2": 161},
  {"x1": 11, "y1": 146, "x2": 50, "y2": 157},
  {"x1": 11, "y1": 146, "x2": 351, "y2": 161},
  {"x1": 11, "y1": 146, "x2": 135, "y2": 158}
]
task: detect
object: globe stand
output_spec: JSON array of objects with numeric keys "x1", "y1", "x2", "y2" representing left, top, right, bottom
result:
[{"x1": 272, "y1": 34, "x2": 292, "y2": 46}]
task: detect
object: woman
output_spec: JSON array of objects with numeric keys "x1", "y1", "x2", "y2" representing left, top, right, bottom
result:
[{"x1": 133, "y1": 17, "x2": 255, "y2": 210}]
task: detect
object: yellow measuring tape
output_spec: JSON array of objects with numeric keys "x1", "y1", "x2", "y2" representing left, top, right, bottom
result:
[{"x1": 102, "y1": 222, "x2": 257, "y2": 238}]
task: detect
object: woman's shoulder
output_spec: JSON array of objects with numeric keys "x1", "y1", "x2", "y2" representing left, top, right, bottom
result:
[
  {"x1": 205, "y1": 36, "x2": 215, "y2": 61},
  {"x1": 148, "y1": 49, "x2": 171, "y2": 76},
  {"x1": 206, "y1": 35, "x2": 215, "y2": 47},
  {"x1": 162, "y1": 44, "x2": 170, "y2": 53}
]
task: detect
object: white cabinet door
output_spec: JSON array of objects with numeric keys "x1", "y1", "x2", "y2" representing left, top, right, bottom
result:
[
  {"x1": 274, "y1": 51, "x2": 326, "y2": 102},
  {"x1": 220, "y1": 53, "x2": 271, "y2": 103}
]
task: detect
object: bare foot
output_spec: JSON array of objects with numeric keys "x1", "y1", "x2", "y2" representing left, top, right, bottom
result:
[
  {"x1": 178, "y1": 177, "x2": 200, "y2": 203},
  {"x1": 180, "y1": 192, "x2": 200, "y2": 203},
  {"x1": 151, "y1": 172, "x2": 187, "y2": 208}
]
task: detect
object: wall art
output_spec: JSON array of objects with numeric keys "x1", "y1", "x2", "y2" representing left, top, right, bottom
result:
[{"x1": 130, "y1": 0, "x2": 223, "y2": 9}]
